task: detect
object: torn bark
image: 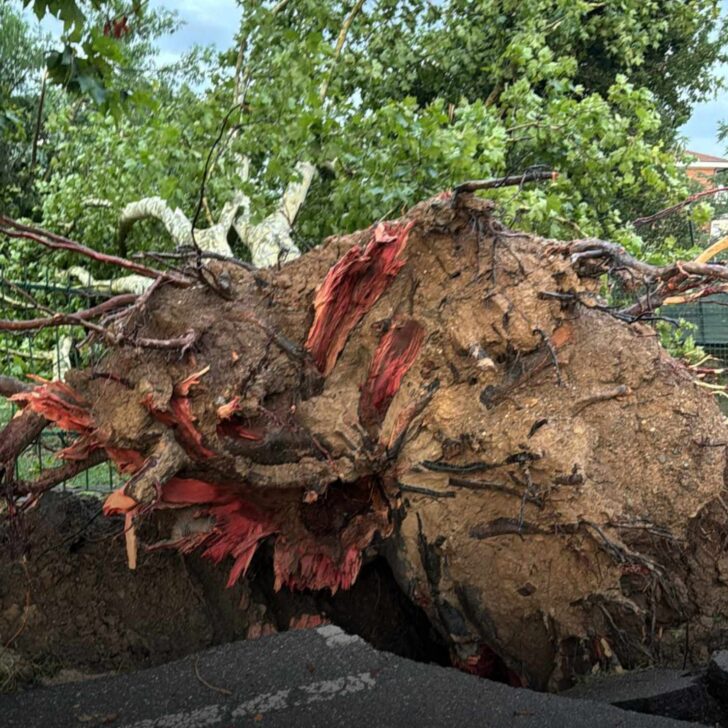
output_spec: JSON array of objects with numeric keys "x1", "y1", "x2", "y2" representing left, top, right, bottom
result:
[{"x1": 3, "y1": 192, "x2": 728, "y2": 693}]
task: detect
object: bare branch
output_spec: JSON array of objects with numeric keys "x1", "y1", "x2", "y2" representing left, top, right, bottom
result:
[
  {"x1": 455, "y1": 170, "x2": 558, "y2": 194},
  {"x1": 0, "y1": 376, "x2": 31, "y2": 398},
  {"x1": 0, "y1": 217, "x2": 191, "y2": 286},
  {"x1": 0, "y1": 294, "x2": 137, "y2": 331},
  {"x1": 632, "y1": 187, "x2": 728, "y2": 228},
  {"x1": 318, "y1": 0, "x2": 366, "y2": 101}
]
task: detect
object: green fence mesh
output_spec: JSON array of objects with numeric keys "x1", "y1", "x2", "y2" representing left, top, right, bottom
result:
[{"x1": 0, "y1": 271, "x2": 119, "y2": 495}]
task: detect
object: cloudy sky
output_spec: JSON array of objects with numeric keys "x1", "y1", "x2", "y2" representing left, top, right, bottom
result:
[{"x1": 28, "y1": 0, "x2": 728, "y2": 157}]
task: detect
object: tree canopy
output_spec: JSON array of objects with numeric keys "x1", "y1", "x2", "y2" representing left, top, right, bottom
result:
[{"x1": 1, "y1": 0, "x2": 727, "y2": 283}]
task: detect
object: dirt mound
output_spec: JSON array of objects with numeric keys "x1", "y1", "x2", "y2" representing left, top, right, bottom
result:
[{"x1": 0, "y1": 492, "x2": 445, "y2": 689}]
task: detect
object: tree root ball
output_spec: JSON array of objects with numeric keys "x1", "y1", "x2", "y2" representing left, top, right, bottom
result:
[{"x1": 10, "y1": 193, "x2": 728, "y2": 689}]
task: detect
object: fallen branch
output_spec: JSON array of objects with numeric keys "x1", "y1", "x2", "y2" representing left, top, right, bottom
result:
[
  {"x1": 0, "y1": 376, "x2": 32, "y2": 398},
  {"x1": 632, "y1": 186, "x2": 728, "y2": 228},
  {"x1": 12, "y1": 449, "x2": 108, "y2": 497},
  {"x1": 455, "y1": 170, "x2": 558, "y2": 194},
  {"x1": 0, "y1": 217, "x2": 191, "y2": 286}
]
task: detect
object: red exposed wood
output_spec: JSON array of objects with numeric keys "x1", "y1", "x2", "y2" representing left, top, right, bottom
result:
[
  {"x1": 273, "y1": 541, "x2": 362, "y2": 593},
  {"x1": 216, "y1": 397, "x2": 240, "y2": 420},
  {"x1": 11, "y1": 381, "x2": 106, "y2": 463},
  {"x1": 203, "y1": 500, "x2": 278, "y2": 587},
  {"x1": 103, "y1": 488, "x2": 138, "y2": 516},
  {"x1": 305, "y1": 221, "x2": 414, "y2": 374},
  {"x1": 215, "y1": 396, "x2": 263, "y2": 441},
  {"x1": 142, "y1": 367, "x2": 216, "y2": 459},
  {"x1": 57, "y1": 435, "x2": 99, "y2": 461},
  {"x1": 168, "y1": 398, "x2": 216, "y2": 458},
  {"x1": 217, "y1": 421, "x2": 263, "y2": 441},
  {"x1": 359, "y1": 318, "x2": 424, "y2": 427},
  {"x1": 12, "y1": 381, "x2": 93, "y2": 433},
  {"x1": 162, "y1": 477, "x2": 229, "y2": 505},
  {"x1": 106, "y1": 447, "x2": 146, "y2": 474},
  {"x1": 102, "y1": 474, "x2": 382, "y2": 593}
]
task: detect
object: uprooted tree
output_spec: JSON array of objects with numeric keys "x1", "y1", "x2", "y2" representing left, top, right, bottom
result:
[{"x1": 3, "y1": 185, "x2": 728, "y2": 691}]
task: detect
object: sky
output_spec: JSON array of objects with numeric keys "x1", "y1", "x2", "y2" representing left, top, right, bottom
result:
[{"x1": 25, "y1": 0, "x2": 728, "y2": 158}]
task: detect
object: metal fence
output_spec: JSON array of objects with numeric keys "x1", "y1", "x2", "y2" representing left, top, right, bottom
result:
[
  {"x1": 663, "y1": 295, "x2": 728, "y2": 361},
  {"x1": 0, "y1": 269, "x2": 119, "y2": 495}
]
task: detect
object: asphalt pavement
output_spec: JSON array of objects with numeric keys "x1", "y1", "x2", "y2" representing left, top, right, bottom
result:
[{"x1": 0, "y1": 625, "x2": 700, "y2": 727}]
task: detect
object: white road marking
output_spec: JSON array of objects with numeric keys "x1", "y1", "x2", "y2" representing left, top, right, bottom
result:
[
  {"x1": 123, "y1": 704, "x2": 221, "y2": 728},
  {"x1": 316, "y1": 624, "x2": 361, "y2": 648},
  {"x1": 121, "y1": 671, "x2": 377, "y2": 728}
]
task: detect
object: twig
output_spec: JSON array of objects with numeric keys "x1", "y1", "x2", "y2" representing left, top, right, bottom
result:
[
  {"x1": 398, "y1": 483, "x2": 456, "y2": 499},
  {"x1": 194, "y1": 656, "x2": 232, "y2": 696},
  {"x1": 633, "y1": 187, "x2": 728, "y2": 227},
  {"x1": 0, "y1": 294, "x2": 137, "y2": 331},
  {"x1": 0, "y1": 278, "x2": 55, "y2": 315},
  {"x1": 455, "y1": 170, "x2": 558, "y2": 194}
]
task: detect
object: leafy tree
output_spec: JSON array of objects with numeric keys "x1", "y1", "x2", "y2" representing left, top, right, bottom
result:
[
  {"x1": 21, "y1": 0, "x2": 177, "y2": 114},
  {"x1": 0, "y1": 4, "x2": 47, "y2": 218},
  {"x1": 206, "y1": 0, "x2": 727, "y2": 257},
  {"x1": 8, "y1": 0, "x2": 728, "y2": 270}
]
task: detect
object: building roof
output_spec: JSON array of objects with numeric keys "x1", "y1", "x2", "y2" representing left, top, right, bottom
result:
[{"x1": 687, "y1": 150, "x2": 728, "y2": 165}]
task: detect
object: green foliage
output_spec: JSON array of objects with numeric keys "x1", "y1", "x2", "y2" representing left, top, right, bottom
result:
[
  {"x1": 657, "y1": 320, "x2": 706, "y2": 365},
  {"x1": 0, "y1": 4, "x2": 47, "y2": 218},
  {"x1": 23, "y1": 0, "x2": 181, "y2": 115},
  {"x1": 209, "y1": 0, "x2": 723, "y2": 254},
  {"x1": 4, "y1": 0, "x2": 728, "y2": 271}
]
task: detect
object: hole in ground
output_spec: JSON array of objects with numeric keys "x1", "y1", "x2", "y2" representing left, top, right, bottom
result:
[{"x1": 259, "y1": 556, "x2": 451, "y2": 667}]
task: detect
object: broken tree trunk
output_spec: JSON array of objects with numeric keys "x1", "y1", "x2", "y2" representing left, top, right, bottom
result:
[{"x1": 3, "y1": 192, "x2": 728, "y2": 691}]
